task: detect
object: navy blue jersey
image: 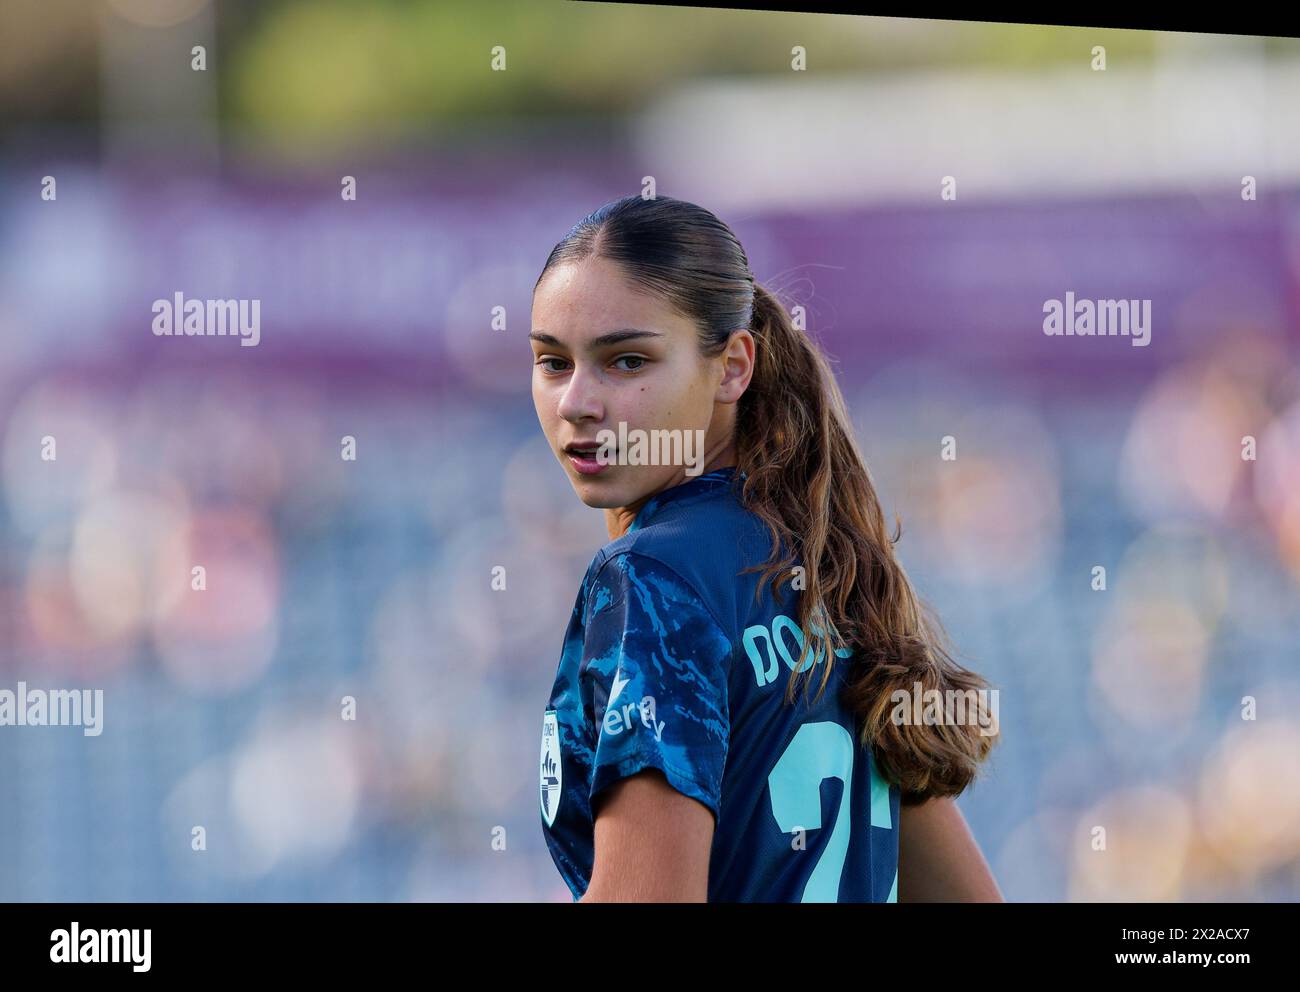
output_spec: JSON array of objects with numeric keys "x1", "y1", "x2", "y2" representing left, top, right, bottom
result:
[{"x1": 540, "y1": 466, "x2": 900, "y2": 902}]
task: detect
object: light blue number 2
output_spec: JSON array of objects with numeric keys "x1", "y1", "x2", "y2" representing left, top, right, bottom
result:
[{"x1": 767, "y1": 721, "x2": 896, "y2": 902}]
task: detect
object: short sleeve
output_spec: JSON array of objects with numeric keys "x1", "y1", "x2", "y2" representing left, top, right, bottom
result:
[{"x1": 580, "y1": 552, "x2": 732, "y2": 820}]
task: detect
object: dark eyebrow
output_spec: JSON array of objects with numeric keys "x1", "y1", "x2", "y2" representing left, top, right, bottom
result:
[{"x1": 528, "y1": 328, "x2": 664, "y2": 349}]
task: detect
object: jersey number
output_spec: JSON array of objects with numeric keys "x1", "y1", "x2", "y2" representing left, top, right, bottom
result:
[{"x1": 767, "y1": 721, "x2": 896, "y2": 902}]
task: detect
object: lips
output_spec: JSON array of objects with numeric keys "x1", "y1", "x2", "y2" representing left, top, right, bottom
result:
[
  {"x1": 563, "y1": 442, "x2": 613, "y2": 456},
  {"x1": 564, "y1": 441, "x2": 614, "y2": 475}
]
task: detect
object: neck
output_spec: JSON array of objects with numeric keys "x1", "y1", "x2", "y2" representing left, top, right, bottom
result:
[{"x1": 604, "y1": 439, "x2": 738, "y2": 540}]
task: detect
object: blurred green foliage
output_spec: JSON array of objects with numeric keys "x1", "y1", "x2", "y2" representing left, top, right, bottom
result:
[
  {"x1": 10, "y1": 0, "x2": 1289, "y2": 154},
  {"x1": 222, "y1": 1, "x2": 1159, "y2": 147}
]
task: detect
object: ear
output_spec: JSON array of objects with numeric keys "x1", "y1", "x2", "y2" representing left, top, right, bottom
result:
[{"x1": 717, "y1": 329, "x2": 755, "y2": 403}]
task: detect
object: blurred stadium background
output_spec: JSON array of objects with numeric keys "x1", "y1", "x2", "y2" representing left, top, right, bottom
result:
[{"x1": 1, "y1": 1, "x2": 1298, "y2": 901}]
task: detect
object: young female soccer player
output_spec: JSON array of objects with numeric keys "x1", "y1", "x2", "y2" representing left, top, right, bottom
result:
[{"x1": 532, "y1": 195, "x2": 1003, "y2": 902}]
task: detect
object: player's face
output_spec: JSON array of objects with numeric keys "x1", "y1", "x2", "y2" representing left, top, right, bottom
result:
[{"x1": 531, "y1": 256, "x2": 732, "y2": 512}]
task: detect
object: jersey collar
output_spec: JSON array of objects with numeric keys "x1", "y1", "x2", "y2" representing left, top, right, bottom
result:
[{"x1": 625, "y1": 466, "x2": 742, "y2": 535}]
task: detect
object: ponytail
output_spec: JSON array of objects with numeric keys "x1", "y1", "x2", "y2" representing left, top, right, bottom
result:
[{"x1": 737, "y1": 282, "x2": 997, "y2": 803}]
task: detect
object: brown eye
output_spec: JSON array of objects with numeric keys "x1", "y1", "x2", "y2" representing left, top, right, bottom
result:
[{"x1": 613, "y1": 355, "x2": 645, "y2": 372}]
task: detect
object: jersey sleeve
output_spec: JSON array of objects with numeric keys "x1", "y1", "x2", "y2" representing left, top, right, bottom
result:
[{"x1": 580, "y1": 551, "x2": 732, "y2": 820}]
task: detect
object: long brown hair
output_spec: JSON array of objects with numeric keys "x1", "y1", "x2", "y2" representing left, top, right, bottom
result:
[{"x1": 537, "y1": 194, "x2": 997, "y2": 803}]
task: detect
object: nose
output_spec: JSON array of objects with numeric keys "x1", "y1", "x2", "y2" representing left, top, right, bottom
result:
[{"x1": 556, "y1": 364, "x2": 604, "y2": 424}]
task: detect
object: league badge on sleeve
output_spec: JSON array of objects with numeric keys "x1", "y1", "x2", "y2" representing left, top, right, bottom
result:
[{"x1": 540, "y1": 709, "x2": 562, "y2": 826}]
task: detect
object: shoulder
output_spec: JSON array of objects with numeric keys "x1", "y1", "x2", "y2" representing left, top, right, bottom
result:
[
  {"x1": 577, "y1": 548, "x2": 736, "y2": 695},
  {"x1": 584, "y1": 484, "x2": 774, "y2": 641},
  {"x1": 583, "y1": 548, "x2": 723, "y2": 631}
]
